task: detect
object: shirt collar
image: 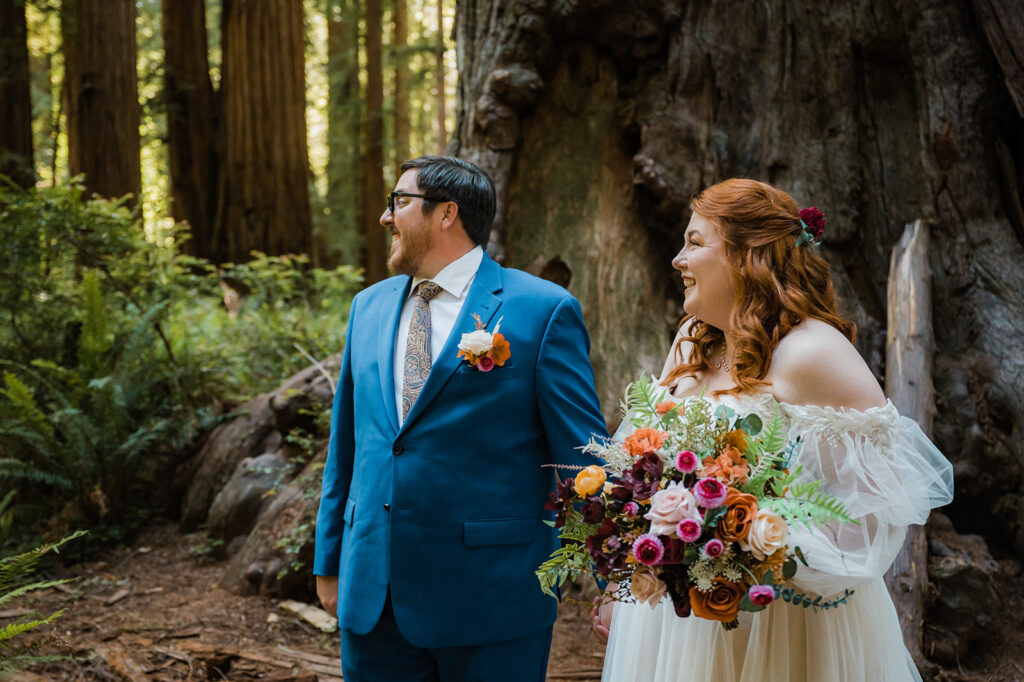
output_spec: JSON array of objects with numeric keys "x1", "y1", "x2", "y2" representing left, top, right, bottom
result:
[{"x1": 410, "y1": 245, "x2": 484, "y2": 300}]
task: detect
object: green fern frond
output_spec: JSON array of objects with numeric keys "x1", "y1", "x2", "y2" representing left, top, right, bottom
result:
[
  {"x1": 0, "y1": 459, "x2": 73, "y2": 489},
  {"x1": 77, "y1": 271, "x2": 113, "y2": 372},
  {"x1": 761, "y1": 489, "x2": 858, "y2": 531},
  {"x1": 0, "y1": 610, "x2": 67, "y2": 644},
  {"x1": 0, "y1": 373, "x2": 52, "y2": 439}
]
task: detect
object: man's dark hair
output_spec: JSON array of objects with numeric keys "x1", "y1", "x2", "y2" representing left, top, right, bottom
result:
[{"x1": 400, "y1": 155, "x2": 496, "y2": 247}]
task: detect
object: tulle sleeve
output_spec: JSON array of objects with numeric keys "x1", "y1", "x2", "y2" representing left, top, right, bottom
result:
[{"x1": 778, "y1": 400, "x2": 954, "y2": 597}]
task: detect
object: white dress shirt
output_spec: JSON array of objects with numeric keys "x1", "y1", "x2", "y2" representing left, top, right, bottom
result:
[{"x1": 394, "y1": 246, "x2": 484, "y2": 423}]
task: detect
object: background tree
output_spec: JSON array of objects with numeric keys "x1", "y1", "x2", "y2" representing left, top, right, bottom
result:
[
  {"x1": 393, "y1": 0, "x2": 410, "y2": 175},
  {"x1": 217, "y1": 0, "x2": 313, "y2": 263},
  {"x1": 61, "y1": 0, "x2": 141, "y2": 205},
  {"x1": 361, "y1": 0, "x2": 387, "y2": 284},
  {"x1": 0, "y1": 0, "x2": 34, "y2": 188},
  {"x1": 452, "y1": 0, "x2": 1024, "y2": 666},
  {"x1": 162, "y1": 0, "x2": 218, "y2": 257}
]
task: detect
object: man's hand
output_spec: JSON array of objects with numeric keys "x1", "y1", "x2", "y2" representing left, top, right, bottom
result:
[{"x1": 316, "y1": 575, "x2": 339, "y2": 614}]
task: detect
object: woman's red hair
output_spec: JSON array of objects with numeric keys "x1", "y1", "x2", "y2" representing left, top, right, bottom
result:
[{"x1": 664, "y1": 178, "x2": 855, "y2": 395}]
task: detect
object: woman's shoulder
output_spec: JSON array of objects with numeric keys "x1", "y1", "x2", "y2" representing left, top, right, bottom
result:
[{"x1": 767, "y1": 318, "x2": 886, "y2": 411}]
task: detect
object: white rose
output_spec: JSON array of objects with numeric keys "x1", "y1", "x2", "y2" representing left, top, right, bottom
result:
[
  {"x1": 741, "y1": 509, "x2": 788, "y2": 560},
  {"x1": 643, "y1": 481, "x2": 701, "y2": 536},
  {"x1": 458, "y1": 329, "x2": 494, "y2": 355},
  {"x1": 629, "y1": 566, "x2": 668, "y2": 607}
]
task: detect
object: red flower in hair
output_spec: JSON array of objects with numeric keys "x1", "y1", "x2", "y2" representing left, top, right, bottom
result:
[{"x1": 799, "y1": 207, "x2": 826, "y2": 239}]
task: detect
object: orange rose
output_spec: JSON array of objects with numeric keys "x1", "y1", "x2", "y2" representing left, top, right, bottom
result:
[
  {"x1": 724, "y1": 429, "x2": 748, "y2": 451},
  {"x1": 715, "y1": 487, "x2": 758, "y2": 542},
  {"x1": 701, "y1": 445, "x2": 749, "y2": 484},
  {"x1": 655, "y1": 401, "x2": 676, "y2": 415},
  {"x1": 624, "y1": 428, "x2": 668, "y2": 456},
  {"x1": 688, "y1": 579, "x2": 745, "y2": 622},
  {"x1": 489, "y1": 332, "x2": 511, "y2": 366},
  {"x1": 574, "y1": 465, "x2": 607, "y2": 496}
]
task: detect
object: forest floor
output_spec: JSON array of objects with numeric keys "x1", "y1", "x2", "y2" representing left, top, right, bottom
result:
[{"x1": 7, "y1": 523, "x2": 1022, "y2": 681}]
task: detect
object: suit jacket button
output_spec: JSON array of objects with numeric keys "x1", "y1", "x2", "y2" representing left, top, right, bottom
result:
[
  {"x1": 392, "y1": 442, "x2": 403, "y2": 455},
  {"x1": 383, "y1": 503, "x2": 391, "y2": 512}
]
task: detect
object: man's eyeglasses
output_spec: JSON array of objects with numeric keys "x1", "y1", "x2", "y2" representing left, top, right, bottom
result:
[{"x1": 386, "y1": 191, "x2": 449, "y2": 213}]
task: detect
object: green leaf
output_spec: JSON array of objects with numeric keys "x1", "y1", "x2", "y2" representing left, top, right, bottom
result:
[
  {"x1": 738, "y1": 594, "x2": 765, "y2": 613},
  {"x1": 762, "y1": 570, "x2": 775, "y2": 586},
  {"x1": 737, "y1": 414, "x2": 762, "y2": 436},
  {"x1": 794, "y1": 546, "x2": 809, "y2": 566},
  {"x1": 782, "y1": 557, "x2": 797, "y2": 580}
]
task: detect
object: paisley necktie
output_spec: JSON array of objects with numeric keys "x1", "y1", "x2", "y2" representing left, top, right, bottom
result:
[{"x1": 401, "y1": 281, "x2": 442, "y2": 420}]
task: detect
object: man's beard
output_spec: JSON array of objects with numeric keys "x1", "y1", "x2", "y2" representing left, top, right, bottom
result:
[{"x1": 390, "y1": 224, "x2": 434, "y2": 276}]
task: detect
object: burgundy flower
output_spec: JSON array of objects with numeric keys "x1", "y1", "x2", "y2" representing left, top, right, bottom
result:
[
  {"x1": 623, "y1": 501, "x2": 640, "y2": 518},
  {"x1": 580, "y1": 495, "x2": 605, "y2": 524},
  {"x1": 609, "y1": 485, "x2": 634, "y2": 503},
  {"x1": 799, "y1": 207, "x2": 826, "y2": 239},
  {"x1": 622, "y1": 452, "x2": 664, "y2": 499},
  {"x1": 632, "y1": 533, "x2": 666, "y2": 566},
  {"x1": 661, "y1": 537, "x2": 687, "y2": 564}
]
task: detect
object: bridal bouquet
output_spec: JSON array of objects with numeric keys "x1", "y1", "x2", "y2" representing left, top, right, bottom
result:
[{"x1": 538, "y1": 376, "x2": 857, "y2": 630}]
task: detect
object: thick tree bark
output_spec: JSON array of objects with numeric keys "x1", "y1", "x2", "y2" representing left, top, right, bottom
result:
[
  {"x1": 162, "y1": 0, "x2": 219, "y2": 258},
  {"x1": 217, "y1": 0, "x2": 312, "y2": 263},
  {"x1": 326, "y1": 0, "x2": 363, "y2": 267},
  {"x1": 434, "y1": 1, "x2": 446, "y2": 153},
  {"x1": 0, "y1": 0, "x2": 34, "y2": 188},
  {"x1": 453, "y1": 0, "x2": 1024, "y2": 639},
  {"x1": 362, "y1": 0, "x2": 387, "y2": 285},
  {"x1": 393, "y1": 0, "x2": 410, "y2": 175},
  {"x1": 61, "y1": 0, "x2": 141, "y2": 205},
  {"x1": 883, "y1": 220, "x2": 934, "y2": 672}
]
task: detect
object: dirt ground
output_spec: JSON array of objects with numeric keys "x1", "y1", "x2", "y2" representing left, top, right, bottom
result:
[{"x1": 7, "y1": 523, "x2": 1022, "y2": 681}]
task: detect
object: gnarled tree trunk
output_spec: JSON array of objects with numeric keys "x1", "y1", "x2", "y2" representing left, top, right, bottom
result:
[{"x1": 453, "y1": 0, "x2": 1024, "y2": 665}]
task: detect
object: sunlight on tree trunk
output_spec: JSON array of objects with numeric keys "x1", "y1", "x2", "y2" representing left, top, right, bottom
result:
[
  {"x1": 434, "y1": 0, "x2": 445, "y2": 153},
  {"x1": 1, "y1": 0, "x2": 34, "y2": 188}
]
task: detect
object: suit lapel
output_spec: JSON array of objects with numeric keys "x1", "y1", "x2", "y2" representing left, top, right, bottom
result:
[
  {"x1": 399, "y1": 254, "x2": 503, "y2": 433},
  {"x1": 378, "y1": 276, "x2": 412, "y2": 434}
]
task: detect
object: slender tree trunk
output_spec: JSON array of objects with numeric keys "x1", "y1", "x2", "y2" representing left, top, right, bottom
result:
[
  {"x1": 362, "y1": 0, "x2": 387, "y2": 285},
  {"x1": 434, "y1": 0, "x2": 446, "y2": 153},
  {"x1": 61, "y1": 0, "x2": 141, "y2": 205},
  {"x1": 326, "y1": 0, "x2": 363, "y2": 267},
  {"x1": 0, "y1": 0, "x2": 34, "y2": 188},
  {"x1": 162, "y1": 0, "x2": 219, "y2": 258},
  {"x1": 217, "y1": 0, "x2": 312, "y2": 262},
  {"x1": 393, "y1": 0, "x2": 409, "y2": 174}
]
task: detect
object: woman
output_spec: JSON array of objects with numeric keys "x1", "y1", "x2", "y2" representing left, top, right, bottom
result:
[{"x1": 594, "y1": 179, "x2": 954, "y2": 681}]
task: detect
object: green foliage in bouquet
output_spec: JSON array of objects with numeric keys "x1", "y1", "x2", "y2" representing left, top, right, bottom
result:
[
  {"x1": 0, "y1": 530, "x2": 86, "y2": 674},
  {"x1": 536, "y1": 506, "x2": 597, "y2": 599}
]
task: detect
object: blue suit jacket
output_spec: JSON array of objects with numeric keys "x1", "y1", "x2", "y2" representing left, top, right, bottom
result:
[{"x1": 313, "y1": 252, "x2": 608, "y2": 648}]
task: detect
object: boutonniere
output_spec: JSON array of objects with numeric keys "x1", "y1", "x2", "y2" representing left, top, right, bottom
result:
[{"x1": 457, "y1": 314, "x2": 511, "y2": 372}]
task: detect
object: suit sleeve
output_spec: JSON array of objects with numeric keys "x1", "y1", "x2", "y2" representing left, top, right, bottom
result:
[
  {"x1": 535, "y1": 295, "x2": 610, "y2": 467},
  {"x1": 313, "y1": 296, "x2": 357, "y2": 576}
]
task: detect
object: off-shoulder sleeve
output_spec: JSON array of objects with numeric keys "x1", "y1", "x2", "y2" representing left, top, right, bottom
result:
[{"x1": 778, "y1": 401, "x2": 954, "y2": 597}]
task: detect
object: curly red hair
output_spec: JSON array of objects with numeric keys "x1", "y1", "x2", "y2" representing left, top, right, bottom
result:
[{"x1": 664, "y1": 178, "x2": 855, "y2": 395}]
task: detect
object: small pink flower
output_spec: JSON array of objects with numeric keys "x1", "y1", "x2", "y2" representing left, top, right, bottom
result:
[
  {"x1": 703, "y1": 538, "x2": 724, "y2": 558},
  {"x1": 675, "y1": 450, "x2": 698, "y2": 473},
  {"x1": 676, "y1": 518, "x2": 702, "y2": 542},
  {"x1": 748, "y1": 584, "x2": 776, "y2": 606},
  {"x1": 693, "y1": 477, "x2": 727, "y2": 508},
  {"x1": 632, "y1": 534, "x2": 665, "y2": 566},
  {"x1": 477, "y1": 355, "x2": 495, "y2": 372},
  {"x1": 623, "y1": 501, "x2": 640, "y2": 518}
]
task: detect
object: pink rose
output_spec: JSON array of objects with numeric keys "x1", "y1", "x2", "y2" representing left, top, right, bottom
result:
[
  {"x1": 740, "y1": 509, "x2": 788, "y2": 560},
  {"x1": 748, "y1": 584, "x2": 776, "y2": 607},
  {"x1": 693, "y1": 477, "x2": 727, "y2": 508},
  {"x1": 477, "y1": 355, "x2": 495, "y2": 372},
  {"x1": 676, "y1": 518, "x2": 702, "y2": 543},
  {"x1": 643, "y1": 481, "x2": 702, "y2": 536},
  {"x1": 675, "y1": 450, "x2": 698, "y2": 473},
  {"x1": 629, "y1": 566, "x2": 668, "y2": 607}
]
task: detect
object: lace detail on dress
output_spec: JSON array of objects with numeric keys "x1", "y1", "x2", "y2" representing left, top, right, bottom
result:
[{"x1": 778, "y1": 400, "x2": 901, "y2": 449}]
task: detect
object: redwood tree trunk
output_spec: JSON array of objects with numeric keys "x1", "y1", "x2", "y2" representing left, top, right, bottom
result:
[
  {"x1": 453, "y1": 0, "x2": 1024, "y2": 664},
  {"x1": 0, "y1": 0, "x2": 34, "y2": 188},
  {"x1": 361, "y1": 0, "x2": 387, "y2": 285},
  {"x1": 218, "y1": 0, "x2": 312, "y2": 263},
  {"x1": 162, "y1": 0, "x2": 219, "y2": 258},
  {"x1": 393, "y1": 0, "x2": 410, "y2": 175},
  {"x1": 62, "y1": 0, "x2": 141, "y2": 204},
  {"x1": 326, "y1": 0, "x2": 363, "y2": 266}
]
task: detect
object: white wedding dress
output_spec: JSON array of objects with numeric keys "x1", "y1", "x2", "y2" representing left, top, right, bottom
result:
[{"x1": 602, "y1": 392, "x2": 954, "y2": 682}]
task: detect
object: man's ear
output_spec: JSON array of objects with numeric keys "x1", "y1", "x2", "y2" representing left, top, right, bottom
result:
[{"x1": 438, "y1": 201, "x2": 460, "y2": 231}]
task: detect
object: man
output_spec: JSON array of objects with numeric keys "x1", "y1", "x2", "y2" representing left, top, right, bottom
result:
[{"x1": 314, "y1": 155, "x2": 608, "y2": 681}]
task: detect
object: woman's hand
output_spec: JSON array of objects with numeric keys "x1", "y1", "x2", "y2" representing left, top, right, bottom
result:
[{"x1": 590, "y1": 583, "x2": 618, "y2": 642}]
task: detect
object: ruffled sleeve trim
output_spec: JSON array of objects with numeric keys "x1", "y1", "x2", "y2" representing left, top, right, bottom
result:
[{"x1": 777, "y1": 399, "x2": 902, "y2": 449}]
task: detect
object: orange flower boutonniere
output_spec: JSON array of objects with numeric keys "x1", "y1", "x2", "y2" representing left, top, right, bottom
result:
[{"x1": 457, "y1": 314, "x2": 511, "y2": 372}]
